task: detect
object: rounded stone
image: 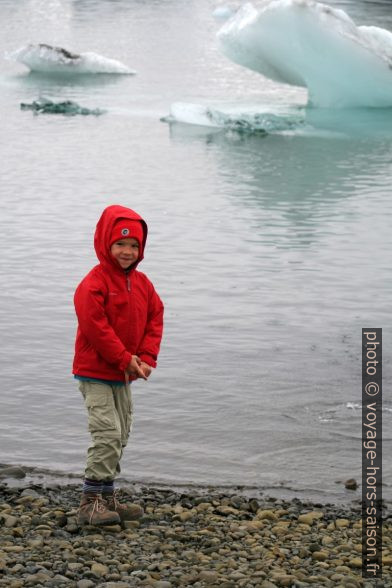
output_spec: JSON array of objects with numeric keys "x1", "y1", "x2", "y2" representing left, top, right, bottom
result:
[
  {"x1": 77, "y1": 581, "x2": 95, "y2": 588},
  {"x1": 178, "y1": 510, "x2": 195, "y2": 522},
  {"x1": 335, "y1": 566, "x2": 352, "y2": 573},
  {"x1": 344, "y1": 479, "x2": 358, "y2": 490},
  {"x1": 198, "y1": 570, "x2": 219, "y2": 583},
  {"x1": 102, "y1": 583, "x2": 133, "y2": 588},
  {"x1": 91, "y1": 562, "x2": 109, "y2": 577},
  {"x1": 248, "y1": 500, "x2": 259, "y2": 513},
  {"x1": 312, "y1": 551, "x2": 328, "y2": 561},
  {"x1": 297, "y1": 511, "x2": 323, "y2": 525},
  {"x1": 321, "y1": 535, "x2": 334, "y2": 546},
  {"x1": 255, "y1": 509, "x2": 277, "y2": 521},
  {"x1": 21, "y1": 489, "x2": 41, "y2": 499},
  {"x1": 0, "y1": 466, "x2": 26, "y2": 479},
  {"x1": 270, "y1": 574, "x2": 295, "y2": 587},
  {"x1": 2, "y1": 514, "x2": 18, "y2": 527}
]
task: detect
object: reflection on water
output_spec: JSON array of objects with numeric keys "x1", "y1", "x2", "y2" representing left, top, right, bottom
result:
[
  {"x1": 167, "y1": 116, "x2": 392, "y2": 249},
  {"x1": 18, "y1": 71, "x2": 129, "y2": 90}
]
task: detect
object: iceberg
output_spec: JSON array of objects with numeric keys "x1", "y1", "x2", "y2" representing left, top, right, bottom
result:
[
  {"x1": 163, "y1": 102, "x2": 306, "y2": 135},
  {"x1": 164, "y1": 100, "x2": 392, "y2": 138},
  {"x1": 7, "y1": 44, "x2": 135, "y2": 75},
  {"x1": 20, "y1": 97, "x2": 105, "y2": 116},
  {"x1": 217, "y1": 0, "x2": 392, "y2": 108}
]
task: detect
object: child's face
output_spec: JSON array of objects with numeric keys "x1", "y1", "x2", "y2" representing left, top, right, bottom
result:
[{"x1": 110, "y1": 238, "x2": 139, "y2": 269}]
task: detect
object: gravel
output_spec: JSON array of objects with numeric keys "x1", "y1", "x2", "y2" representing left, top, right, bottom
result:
[{"x1": 0, "y1": 481, "x2": 390, "y2": 587}]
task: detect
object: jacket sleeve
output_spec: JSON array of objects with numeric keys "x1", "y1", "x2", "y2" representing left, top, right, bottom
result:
[
  {"x1": 138, "y1": 283, "x2": 164, "y2": 368},
  {"x1": 74, "y1": 277, "x2": 132, "y2": 371}
]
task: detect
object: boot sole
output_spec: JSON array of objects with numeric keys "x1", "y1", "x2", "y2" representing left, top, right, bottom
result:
[{"x1": 77, "y1": 517, "x2": 121, "y2": 527}]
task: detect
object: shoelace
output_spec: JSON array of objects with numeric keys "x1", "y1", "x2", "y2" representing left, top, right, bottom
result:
[
  {"x1": 111, "y1": 490, "x2": 123, "y2": 511},
  {"x1": 89, "y1": 494, "x2": 106, "y2": 524}
]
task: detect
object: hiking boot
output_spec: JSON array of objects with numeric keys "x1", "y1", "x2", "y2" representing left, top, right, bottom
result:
[
  {"x1": 77, "y1": 493, "x2": 121, "y2": 526},
  {"x1": 103, "y1": 490, "x2": 144, "y2": 522}
]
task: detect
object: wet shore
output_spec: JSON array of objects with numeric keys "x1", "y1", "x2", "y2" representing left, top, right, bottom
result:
[{"x1": 0, "y1": 471, "x2": 391, "y2": 588}]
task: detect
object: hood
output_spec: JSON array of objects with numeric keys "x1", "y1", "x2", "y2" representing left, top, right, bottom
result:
[{"x1": 94, "y1": 204, "x2": 148, "y2": 271}]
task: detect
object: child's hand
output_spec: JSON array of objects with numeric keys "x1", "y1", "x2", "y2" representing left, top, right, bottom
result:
[
  {"x1": 140, "y1": 362, "x2": 152, "y2": 379},
  {"x1": 126, "y1": 356, "x2": 147, "y2": 380}
]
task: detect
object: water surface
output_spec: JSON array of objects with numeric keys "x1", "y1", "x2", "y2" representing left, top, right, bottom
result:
[{"x1": 0, "y1": 0, "x2": 391, "y2": 504}]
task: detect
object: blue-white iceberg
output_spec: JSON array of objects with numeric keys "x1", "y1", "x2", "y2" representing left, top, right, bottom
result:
[
  {"x1": 164, "y1": 101, "x2": 306, "y2": 134},
  {"x1": 217, "y1": 0, "x2": 392, "y2": 108},
  {"x1": 7, "y1": 44, "x2": 135, "y2": 75}
]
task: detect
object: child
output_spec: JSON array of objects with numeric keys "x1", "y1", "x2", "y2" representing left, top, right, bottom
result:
[{"x1": 73, "y1": 204, "x2": 164, "y2": 526}]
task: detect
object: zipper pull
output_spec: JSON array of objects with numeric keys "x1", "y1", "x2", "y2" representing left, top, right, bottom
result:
[{"x1": 126, "y1": 276, "x2": 131, "y2": 291}]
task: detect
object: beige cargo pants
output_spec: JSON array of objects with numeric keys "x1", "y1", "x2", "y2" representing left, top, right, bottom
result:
[{"x1": 79, "y1": 380, "x2": 133, "y2": 481}]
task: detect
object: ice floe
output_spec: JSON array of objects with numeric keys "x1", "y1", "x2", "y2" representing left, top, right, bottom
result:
[
  {"x1": 20, "y1": 97, "x2": 105, "y2": 116},
  {"x1": 163, "y1": 102, "x2": 307, "y2": 135},
  {"x1": 7, "y1": 44, "x2": 135, "y2": 75},
  {"x1": 217, "y1": 0, "x2": 392, "y2": 108}
]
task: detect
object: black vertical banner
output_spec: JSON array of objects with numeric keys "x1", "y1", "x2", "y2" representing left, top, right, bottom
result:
[{"x1": 362, "y1": 329, "x2": 382, "y2": 579}]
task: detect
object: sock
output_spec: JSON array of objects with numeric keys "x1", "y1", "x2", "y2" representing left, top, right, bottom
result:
[
  {"x1": 102, "y1": 480, "x2": 115, "y2": 495},
  {"x1": 83, "y1": 478, "x2": 102, "y2": 495}
]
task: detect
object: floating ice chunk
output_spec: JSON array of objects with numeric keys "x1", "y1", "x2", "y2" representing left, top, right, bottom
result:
[
  {"x1": 165, "y1": 102, "x2": 221, "y2": 127},
  {"x1": 217, "y1": 0, "x2": 392, "y2": 108},
  {"x1": 164, "y1": 101, "x2": 305, "y2": 134},
  {"x1": 7, "y1": 44, "x2": 135, "y2": 75},
  {"x1": 166, "y1": 101, "x2": 392, "y2": 138},
  {"x1": 20, "y1": 97, "x2": 105, "y2": 116}
]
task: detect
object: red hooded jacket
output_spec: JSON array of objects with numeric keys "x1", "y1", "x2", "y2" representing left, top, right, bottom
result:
[{"x1": 73, "y1": 205, "x2": 164, "y2": 382}]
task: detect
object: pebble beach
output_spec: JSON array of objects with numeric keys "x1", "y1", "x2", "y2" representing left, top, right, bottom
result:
[{"x1": 0, "y1": 468, "x2": 391, "y2": 588}]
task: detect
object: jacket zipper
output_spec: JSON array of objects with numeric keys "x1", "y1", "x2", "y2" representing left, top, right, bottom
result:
[{"x1": 126, "y1": 275, "x2": 131, "y2": 291}]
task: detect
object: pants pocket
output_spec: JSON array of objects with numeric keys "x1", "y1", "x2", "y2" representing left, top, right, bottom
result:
[{"x1": 84, "y1": 389, "x2": 117, "y2": 433}]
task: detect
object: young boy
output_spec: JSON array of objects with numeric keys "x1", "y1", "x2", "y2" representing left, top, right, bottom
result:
[{"x1": 73, "y1": 204, "x2": 164, "y2": 526}]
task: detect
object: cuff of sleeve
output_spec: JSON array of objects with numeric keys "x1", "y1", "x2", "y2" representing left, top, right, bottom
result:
[
  {"x1": 119, "y1": 351, "x2": 132, "y2": 371},
  {"x1": 139, "y1": 354, "x2": 157, "y2": 368}
]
